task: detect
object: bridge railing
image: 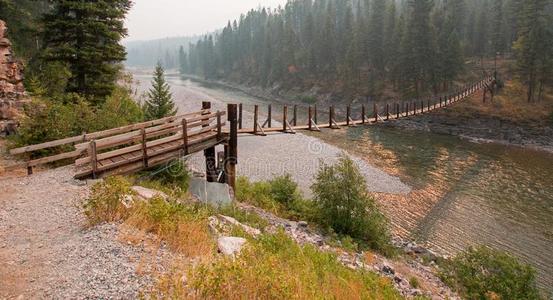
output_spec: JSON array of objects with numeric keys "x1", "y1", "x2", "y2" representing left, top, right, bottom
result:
[
  {"x1": 230, "y1": 76, "x2": 494, "y2": 135},
  {"x1": 6, "y1": 109, "x2": 223, "y2": 176}
]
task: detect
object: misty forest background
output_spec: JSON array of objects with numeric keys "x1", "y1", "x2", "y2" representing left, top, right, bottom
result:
[{"x1": 127, "y1": 0, "x2": 553, "y2": 103}]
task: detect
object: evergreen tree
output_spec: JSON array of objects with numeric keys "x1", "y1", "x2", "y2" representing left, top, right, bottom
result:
[
  {"x1": 143, "y1": 63, "x2": 177, "y2": 120},
  {"x1": 41, "y1": 0, "x2": 131, "y2": 104},
  {"x1": 179, "y1": 46, "x2": 188, "y2": 74}
]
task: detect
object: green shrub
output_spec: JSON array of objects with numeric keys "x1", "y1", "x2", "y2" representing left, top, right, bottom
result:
[
  {"x1": 440, "y1": 246, "x2": 540, "y2": 300},
  {"x1": 269, "y1": 174, "x2": 300, "y2": 207},
  {"x1": 236, "y1": 175, "x2": 316, "y2": 220},
  {"x1": 83, "y1": 176, "x2": 133, "y2": 226},
  {"x1": 311, "y1": 154, "x2": 392, "y2": 254},
  {"x1": 11, "y1": 87, "x2": 143, "y2": 156}
]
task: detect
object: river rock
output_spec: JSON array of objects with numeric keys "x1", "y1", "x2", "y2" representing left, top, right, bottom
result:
[
  {"x1": 217, "y1": 237, "x2": 247, "y2": 257},
  {"x1": 131, "y1": 186, "x2": 168, "y2": 201}
]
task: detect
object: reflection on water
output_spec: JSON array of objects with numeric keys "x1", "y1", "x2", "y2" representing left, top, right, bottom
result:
[{"x1": 319, "y1": 126, "x2": 553, "y2": 291}]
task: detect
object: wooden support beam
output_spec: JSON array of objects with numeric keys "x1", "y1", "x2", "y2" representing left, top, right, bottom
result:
[
  {"x1": 226, "y1": 104, "x2": 238, "y2": 191},
  {"x1": 217, "y1": 111, "x2": 222, "y2": 140},
  {"x1": 203, "y1": 101, "x2": 217, "y2": 183}
]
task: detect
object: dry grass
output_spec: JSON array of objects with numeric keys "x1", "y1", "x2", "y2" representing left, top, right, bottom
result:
[
  {"x1": 448, "y1": 81, "x2": 553, "y2": 125},
  {"x1": 151, "y1": 231, "x2": 402, "y2": 300}
]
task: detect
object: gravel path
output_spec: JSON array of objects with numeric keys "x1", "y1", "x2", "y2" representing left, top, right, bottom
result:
[
  {"x1": 133, "y1": 74, "x2": 411, "y2": 196},
  {"x1": 0, "y1": 167, "x2": 172, "y2": 299}
]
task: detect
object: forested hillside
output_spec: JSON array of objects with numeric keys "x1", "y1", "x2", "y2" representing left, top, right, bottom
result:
[{"x1": 182, "y1": 0, "x2": 552, "y2": 101}]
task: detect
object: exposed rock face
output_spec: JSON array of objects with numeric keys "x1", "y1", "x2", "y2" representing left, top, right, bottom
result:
[{"x1": 0, "y1": 19, "x2": 27, "y2": 136}]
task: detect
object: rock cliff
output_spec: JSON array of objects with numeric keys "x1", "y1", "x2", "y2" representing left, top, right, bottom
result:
[{"x1": 0, "y1": 19, "x2": 27, "y2": 136}]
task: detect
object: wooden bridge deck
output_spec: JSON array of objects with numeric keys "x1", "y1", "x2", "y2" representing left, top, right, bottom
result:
[{"x1": 6, "y1": 76, "x2": 494, "y2": 188}]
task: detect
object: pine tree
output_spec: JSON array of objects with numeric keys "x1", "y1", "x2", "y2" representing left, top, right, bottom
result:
[
  {"x1": 41, "y1": 0, "x2": 131, "y2": 104},
  {"x1": 143, "y1": 63, "x2": 177, "y2": 120},
  {"x1": 513, "y1": 0, "x2": 552, "y2": 102},
  {"x1": 179, "y1": 46, "x2": 188, "y2": 74}
]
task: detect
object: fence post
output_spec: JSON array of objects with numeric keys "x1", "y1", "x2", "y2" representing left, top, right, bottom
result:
[
  {"x1": 226, "y1": 104, "x2": 238, "y2": 191},
  {"x1": 362, "y1": 104, "x2": 366, "y2": 124}
]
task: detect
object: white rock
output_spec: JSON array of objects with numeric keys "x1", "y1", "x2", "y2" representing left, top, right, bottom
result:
[
  {"x1": 131, "y1": 186, "x2": 168, "y2": 201},
  {"x1": 219, "y1": 215, "x2": 261, "y2": 237},
  {"x1": 217, "y1": 237, "x2": 247, "y2": 257}
]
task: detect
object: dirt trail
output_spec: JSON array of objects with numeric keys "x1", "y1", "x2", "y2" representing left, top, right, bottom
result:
[{"x1": 0, "y1": 167, "x2": 170, "y2": 299}]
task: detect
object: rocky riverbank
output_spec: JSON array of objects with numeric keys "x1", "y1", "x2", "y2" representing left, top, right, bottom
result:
[{"x1": 384, "y1": 107, "x2": 553, "y2": 154}]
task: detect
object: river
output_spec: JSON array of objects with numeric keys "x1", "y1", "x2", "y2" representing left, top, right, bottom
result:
[{"x1": 133, "y1": 73, "x2": 553, "y2": 292}]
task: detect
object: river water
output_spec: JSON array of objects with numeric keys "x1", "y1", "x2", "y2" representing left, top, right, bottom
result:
[{"x1": 135, "y1": 74, "x2": 553, "y2": 292}]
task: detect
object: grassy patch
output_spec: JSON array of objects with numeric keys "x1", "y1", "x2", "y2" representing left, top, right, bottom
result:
[
  {"x1": 218, "y1": 204, "x2": 269, "y2": 229},
  {"x1": 83, "y1": 176, "x2": 215, "y2": 257},
  {"x1": 133, "y1": 160, "x2": 191, "y2": 199},
  {"x1": 155, "y1": 230, "x2": 402, "y2": 299},
  {"x1": 440, "y1": 246, "x2": 541, "y2": 300}
]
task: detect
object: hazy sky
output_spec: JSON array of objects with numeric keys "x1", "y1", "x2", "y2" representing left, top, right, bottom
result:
[{"x1": 125, "y1": 0, "x2": 288, "y2": 41}]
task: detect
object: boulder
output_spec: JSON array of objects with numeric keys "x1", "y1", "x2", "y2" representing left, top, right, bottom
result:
[
  {"x1": 209, "y1": 215, "x2": 261, "y2": 237},
  {"x1": 189, "y1": 177, "x2": 233, "y2": 207},
  {"x1": 131, "y1": 186, "x2": 168, "y2": 201},
  {"x1": 217, "y1": 236, "x2": 247, "y2": 257}
]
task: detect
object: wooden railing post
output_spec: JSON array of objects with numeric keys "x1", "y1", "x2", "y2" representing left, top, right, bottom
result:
[
  {"x1": 253, "y1": 105, "x2": 259, "y2": 134},
  {"x1": 226, "y1": 104, "x2": 238, "y2": 191},
  {"x1": 314, "y1": 104, "x2": 318, "y2": 125},
  {"x1": 420, "y1": 100, "x2": 424, "y2": 113},
  {"x1": 283, "y1": 105, "x2": 288, "y2": 132},
  {"x1": 308, "y1": 106, "x2": 313, "y2": 130},
  {"x1": 329, "y1": 106, "x2": 333, "y2": 127},
  {"x1": 267, "y1": 104, "x2": 272, "y2": 128},
  {"x1": 396, "y1": 103, "x2": 400, "y2": 119},
  {"x1": 346, "y1": 105, "x2": 351, "y2": 126},
  {"x1": 373, "y1": 102, "x2": 378, "y2": 122},
  {"x1": 238, "y1": 103, "x2": 243, "y2": 129},
  {"x1": 90, "y1": 140, "x2": 98, "y2": 179},
  {"x1": 141, "y1": 128, "x2": 148, "y2": 169},
  {"x1": 362, "y1": 105, "x2": 366, "y2": 124},
  {"x1": 386, "y1": 103, "x2": 390, "y2": 120},
  {"x1": 182, "y1": 118, "x2": 189, "y2": 154},
  {"x1": 293, "y1": 105, "x2": 297, "y2": 126},
  {"x1": 217, "y1": 111, "x2": 222, "y2": 140}
]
